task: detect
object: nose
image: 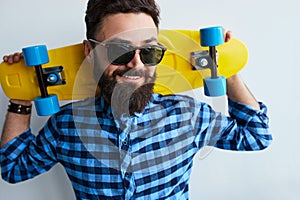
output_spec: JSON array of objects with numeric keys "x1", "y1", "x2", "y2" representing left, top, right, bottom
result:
[{"x1": 126, "y1": 50, "x2": 144, "y2": 69}]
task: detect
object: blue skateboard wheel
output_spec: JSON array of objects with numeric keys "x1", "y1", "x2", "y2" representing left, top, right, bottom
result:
[
  {"x1": 22, "y1": 45, "x2": 49, "y2": 66},
  {"x1": 34, "y1": 94, "x2": 60, "y2": 116},
  {"x1": 204, "y1": 76, "x2": 226, "y2": 97},
  {"x1": 200, "y1": 26, "x2": 224, "y2": 47}
]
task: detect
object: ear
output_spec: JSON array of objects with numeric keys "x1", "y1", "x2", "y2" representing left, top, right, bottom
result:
[{"x1": 83, "y1": 40, "x2": 94, "y2": 62}]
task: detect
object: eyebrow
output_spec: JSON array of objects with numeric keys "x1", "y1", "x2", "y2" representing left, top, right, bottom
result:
[
  {"x1": 107, "y1": 37, "x2": 157, "y2": 44},
  {"x1": 143, "y1": 37, "x2": 157, "y2": 43}
]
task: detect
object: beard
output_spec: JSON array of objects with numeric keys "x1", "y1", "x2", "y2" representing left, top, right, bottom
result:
[{"x1": 98, "y1": 68, "x2": 156, "y2": 117}]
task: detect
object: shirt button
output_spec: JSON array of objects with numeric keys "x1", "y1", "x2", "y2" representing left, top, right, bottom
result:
[{"x1": 122, "y1": 141, "x2": 127, "y2": 145}]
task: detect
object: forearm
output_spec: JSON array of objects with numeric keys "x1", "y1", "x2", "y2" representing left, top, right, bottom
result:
[
  {"x1": 226, "y1": 74, "x2": 260, "y2": 110},
  {"x1": 1, "y1": 100, "x2": 31, "y2": 147}
]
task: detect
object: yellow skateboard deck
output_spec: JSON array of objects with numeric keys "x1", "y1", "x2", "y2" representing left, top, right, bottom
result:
[{"x1": 0, "y1": 29, "x2": 248, "y2": 101}]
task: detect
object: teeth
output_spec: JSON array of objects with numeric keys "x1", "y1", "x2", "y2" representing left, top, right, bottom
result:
[{"x1": 123, "y1": 75, "x2": 141, "y2": 80}]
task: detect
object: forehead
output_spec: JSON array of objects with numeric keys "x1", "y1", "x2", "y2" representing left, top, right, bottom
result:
[{"x1": 96, "y1": 13, "x2": 158, "y2": 44}]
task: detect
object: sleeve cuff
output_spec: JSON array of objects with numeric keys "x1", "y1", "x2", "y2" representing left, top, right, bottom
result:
[
  {"x1": 0, "y1": 129, "x2": 35, "y2": 161},
  {"x1": 228, "y1": 99, "x2": 269, "y2": 125}
]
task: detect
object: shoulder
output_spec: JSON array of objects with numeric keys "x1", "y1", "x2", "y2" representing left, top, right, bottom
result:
[{"x1": 52, "y1": 97, "x2": 98, "y2": 119}]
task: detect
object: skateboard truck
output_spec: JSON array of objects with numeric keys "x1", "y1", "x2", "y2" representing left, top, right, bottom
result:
[
  {"x1": 192, "y1": 26, "x2": 226, "y2": 97},
  {"x1": 43, "y1": 66, "x2": 65, "y2": 86},
  {"x1": 22, "y1": 45, "x2": 61, "y2": 116},
  {"x1": 191, "y1": 50, "x2": 216, "y2": 71}
]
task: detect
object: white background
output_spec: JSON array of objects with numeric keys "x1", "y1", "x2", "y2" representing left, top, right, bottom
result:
[{"x1": 0, "y1": 0, "x2": 299, "y2": 199}]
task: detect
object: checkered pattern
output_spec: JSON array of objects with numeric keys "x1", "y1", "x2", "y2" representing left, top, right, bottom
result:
[{"x1": 1, "y1": 94, "x2": 272, "y2": 199}]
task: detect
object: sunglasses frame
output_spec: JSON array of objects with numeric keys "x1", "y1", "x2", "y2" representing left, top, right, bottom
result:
[{"x1": 88, "y1": 38, "x2": 167, "y2": 66}]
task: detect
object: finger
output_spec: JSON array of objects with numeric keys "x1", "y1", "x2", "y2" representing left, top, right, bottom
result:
[
  {"x1": 13, "y1": 52, "x2": 23, "y2": 62},
  {"x1": 7, "y1": 55, "x2": 14, "y2": 64},
  {"x1": 3, "y1": 55, "x2": 8, "y2": 62},
  {"x1": 224, "y1": 30, "x2": 232, "y2": 43}
]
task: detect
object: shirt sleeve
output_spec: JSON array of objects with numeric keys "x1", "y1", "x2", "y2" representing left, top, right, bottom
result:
[
  {"x1": 0, "y1": 117, "x2": 59, "y2": 183},
  {"x1": 194, "y1": 99, "x2": 272, "y2": 151}
]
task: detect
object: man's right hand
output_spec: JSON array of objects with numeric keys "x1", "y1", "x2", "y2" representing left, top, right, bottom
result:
[{"x1": 3, "y1": 52, "x2": 23, "y2": 64}]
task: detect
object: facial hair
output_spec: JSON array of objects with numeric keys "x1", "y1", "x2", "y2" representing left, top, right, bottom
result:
[{"x1": 98, "y1": 68, "x2": 156, "y2": 117}]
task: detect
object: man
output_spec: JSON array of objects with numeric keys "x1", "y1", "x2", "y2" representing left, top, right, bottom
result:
[{"x1": 1, "y1": 0, "x2": 272, "y2": 199}]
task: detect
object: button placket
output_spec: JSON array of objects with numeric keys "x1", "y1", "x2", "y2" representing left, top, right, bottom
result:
[{"x1": 118, "y1": 117, "x2": 138, "y2": 199}]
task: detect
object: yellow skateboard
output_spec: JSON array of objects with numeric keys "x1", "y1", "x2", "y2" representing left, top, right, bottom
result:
[{"x1": 0, "y1": 27, "x2": 248, "y2": 115}]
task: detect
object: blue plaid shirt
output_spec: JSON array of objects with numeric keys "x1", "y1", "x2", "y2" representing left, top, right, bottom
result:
[{"x1": 1, "y1": 94, "x2": 272, "y2": 199}]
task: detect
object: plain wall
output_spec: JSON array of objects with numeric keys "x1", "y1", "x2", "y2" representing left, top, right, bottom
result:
[{"x1": 0, "y1": 0, "x2": 299, "y2": 199}]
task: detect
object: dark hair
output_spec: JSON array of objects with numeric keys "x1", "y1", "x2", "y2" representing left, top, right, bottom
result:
[{"x1": 85, "y1": 0, "x2": 160, "y2": 39}]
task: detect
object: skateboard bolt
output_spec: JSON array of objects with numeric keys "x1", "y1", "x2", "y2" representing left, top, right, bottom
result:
[
  {"x1": 47, "y1": 74, "x2": 58, "y2": 84},
  {"x1": 198, "y1": 58, "x2": 208, "y2": 67}
]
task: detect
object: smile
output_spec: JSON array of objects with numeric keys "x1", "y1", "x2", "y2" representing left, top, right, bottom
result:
[
  {"x1": 116, "y1": 75, "x2": 144, "y2": 83},
  {"x1": 123, "y1": 75, "x2": 141, "y2": 80}
]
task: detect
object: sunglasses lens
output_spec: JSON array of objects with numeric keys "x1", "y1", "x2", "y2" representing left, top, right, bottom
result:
[
  {"x1": 141, "y1": 46, "x2": 165, "y2": 66},
  {"x1": 107, "y1": 44, "x2": 135, "y2": 65},
  {"x1": 106, "y1": 43, "x2": 166, "y2": 66}
]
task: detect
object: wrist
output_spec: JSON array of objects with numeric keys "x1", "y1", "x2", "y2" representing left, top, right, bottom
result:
[
  {"x1": 226, "y1": 74, "x2": 242, "y2": 85},
  {"x1": 8, "y1": 100, "x2": 32, "y2": 115}
]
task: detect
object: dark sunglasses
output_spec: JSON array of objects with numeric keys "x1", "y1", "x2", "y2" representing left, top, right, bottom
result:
[{"x1": 89, "y1": 39, "x2": 167, "y2": 66}]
